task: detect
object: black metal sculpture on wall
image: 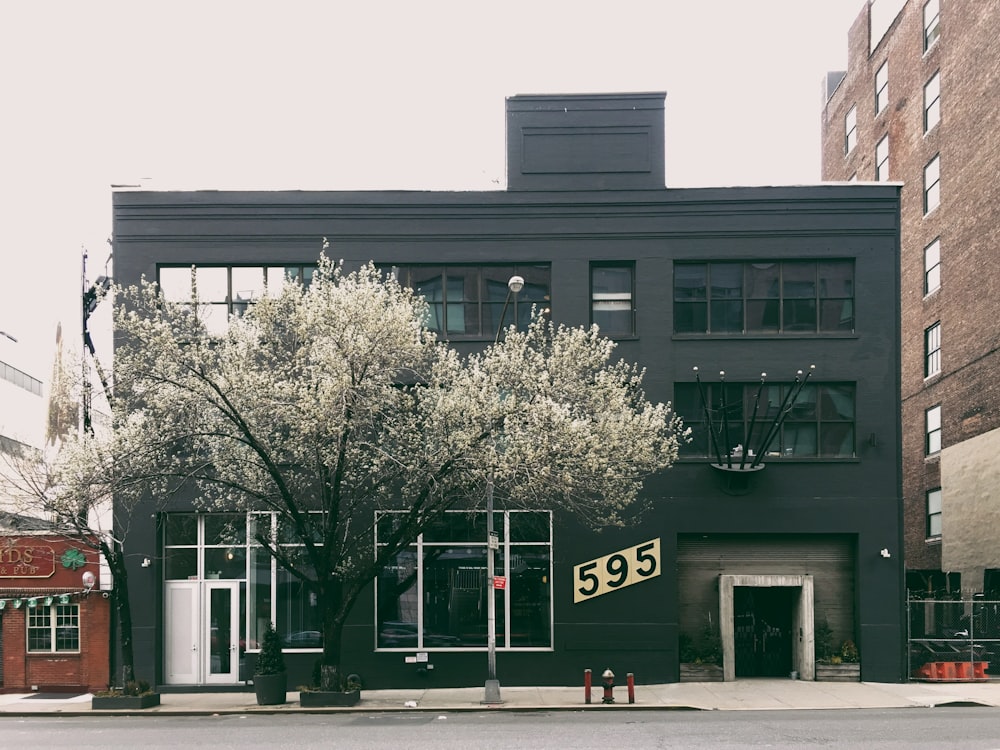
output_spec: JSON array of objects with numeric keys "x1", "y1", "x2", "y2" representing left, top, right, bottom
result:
[{"x1": 693, "y1": 364, "x2": 815, "y2": 493}]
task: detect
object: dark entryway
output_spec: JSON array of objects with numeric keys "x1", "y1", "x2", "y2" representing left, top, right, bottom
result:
[{"x1": 734, "y1": 586, "x2": 795, "y2": 677}]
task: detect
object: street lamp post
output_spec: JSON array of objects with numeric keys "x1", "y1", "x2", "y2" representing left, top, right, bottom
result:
[{"x1": 483, "y1": 274, "x2": 523, "y2": 705}]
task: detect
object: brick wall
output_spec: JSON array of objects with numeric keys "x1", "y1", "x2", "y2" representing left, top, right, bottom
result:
[
  {"x1": 1, "y1": 595, "x2": 110, "y2": 693},
  {"x1": 821, "y1": 0, "x2": 1000, "y2": 583}
]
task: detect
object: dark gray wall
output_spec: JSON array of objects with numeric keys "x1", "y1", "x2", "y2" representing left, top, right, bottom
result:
[{"x1": 112, "y1": 181, "x2": 904, "y2": 687}]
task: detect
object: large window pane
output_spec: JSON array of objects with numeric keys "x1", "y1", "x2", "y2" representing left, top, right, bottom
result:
[
  {"x1": 165, "y1": 513, "x2": 198, "y2": 546},
  {"x1": 164, "y1": 548, "x2": 198, "y2": 580},
  {"x1": 423, "y1": 546, "x2": 487, "y2": 646},
  {"x1": 159, "y1": 267, "x2": 196, "y2": 302},
  {"x1": 276, "y1": 557, "x2": 321, "y2": 649},
  {"x1": 508, "y1": 546, "x2": 551, "y2": 647},
  {"x1": 377, "y1": 549, "x2": 420, "y2": 648},
  {"x1": 249, "y1": 547, "x2": 272, "y2": 649},
  {"x1": 231, "y1": 267, "x2": 265, "y2": 315}
]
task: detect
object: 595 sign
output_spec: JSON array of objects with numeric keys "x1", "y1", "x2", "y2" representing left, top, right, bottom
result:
[{"x1": 573, "y1": 538, "x2": 661, "y2": 603}]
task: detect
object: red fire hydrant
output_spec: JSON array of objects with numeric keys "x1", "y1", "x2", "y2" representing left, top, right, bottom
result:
[{"x1": 602, "y1": 668, "x2": 615, "y2": 704}]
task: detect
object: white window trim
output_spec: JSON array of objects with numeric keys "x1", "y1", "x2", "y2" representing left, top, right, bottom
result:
[
  {"x1": 875, "y1": 135, "x2": 890, "y2": 181},
  {"x1": 926, "y1": 488, "x2": 943, "y2": 539},
  {"x1": 875, "y1": 61, "x2": 889, "y2": 115},
  {"x1": 925, "y1": 322, "x2": 941, "y2": 379},
  {"x1": 924, "y1": 155, "x2": 941, "y2": 215},
  {"x1": 924, "y1": 238, "x2": 941, "y2": 296},
  {"x1": 924, "y1": 71, "x2": 941, "y2": 133}
]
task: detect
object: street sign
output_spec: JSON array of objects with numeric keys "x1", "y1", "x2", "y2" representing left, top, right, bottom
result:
[
  {"x1": 493, "y1": 576, "x2": 507, "y2": 589},
  {"x1": 488, "y1": 532, "x2": 499, "y2": 550}
]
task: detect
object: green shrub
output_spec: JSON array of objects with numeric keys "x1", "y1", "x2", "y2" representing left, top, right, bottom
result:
[{"x1": 255, "y1": 623, "x2": 286, "y2": 675}]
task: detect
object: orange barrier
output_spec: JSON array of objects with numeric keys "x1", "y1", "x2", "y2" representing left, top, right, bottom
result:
[{"x1": 913, "y1": 661, "x2": 989, "y2": 682}]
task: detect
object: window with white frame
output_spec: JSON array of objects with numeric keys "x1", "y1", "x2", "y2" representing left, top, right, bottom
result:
[
  {"x1": 924, "y1": 155, "x2": 940, "y2": 214},
  {"x1": 27, "y1": 603, "x2": 80, "y2": 653},
  {"x1": 844, "y1": 106, "x2": 858, "y2": 154},
  {"x1": 924, "y1": 0, "x2": 940, "y2": 52},
  {"x1": 926, "y1": 404, "x2": 942, "y2": 454},
  {"x1": 158, "y1": 264, "x2": 318, "y2": 336},
  {"x1": 924, "y1": 71, "x2": 940, "y2": 132},
  {"x1": 924, "y1": 238, "x2": 941, "y2": 295},
  {"x1": 875, "y1": 61, "x2": 889, "y2": 115},
  {"x1": 875, "y1": 135, "x2": 890, "y2": 181},
  {"x1": 925, "y1": 322, "x2": 941, "y2": 378},
  {"x1": 927, "y1": 488, "x2": 942, "y2": 538},
  {"x1": 375, "y1": 510, "x2": 552, "y2": 650}
]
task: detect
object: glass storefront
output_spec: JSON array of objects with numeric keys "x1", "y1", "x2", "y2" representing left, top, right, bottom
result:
[{"x1": 375, "y1": 510, "x2": 553, "y2": 650}]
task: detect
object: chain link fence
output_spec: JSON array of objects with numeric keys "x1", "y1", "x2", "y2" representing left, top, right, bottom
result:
[{"x1": 908, "y1": 596, "x2": 1000, "y2": 681}]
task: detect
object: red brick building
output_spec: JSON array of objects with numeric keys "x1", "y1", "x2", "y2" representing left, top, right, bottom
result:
[
  {"x1": 0, "y1": 530, "x2": 110, "y2": 693},
  {"x1": 821, "y1": 0, "x2": 1000, "y2": 596}
]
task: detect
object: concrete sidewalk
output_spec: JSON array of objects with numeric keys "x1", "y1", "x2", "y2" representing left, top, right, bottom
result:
[{"x1": 2, "y1": 680, "x2": 1000, "y2": 716}]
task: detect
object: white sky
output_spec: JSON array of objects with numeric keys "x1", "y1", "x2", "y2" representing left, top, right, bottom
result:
[{"x1": 0, "y1": 0, "x2": 866, "y2": 375}]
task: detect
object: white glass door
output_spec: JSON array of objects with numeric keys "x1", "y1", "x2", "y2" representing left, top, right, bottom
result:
[{"x1": 205, "y1": 581, "x2": 240, "y2": 684}]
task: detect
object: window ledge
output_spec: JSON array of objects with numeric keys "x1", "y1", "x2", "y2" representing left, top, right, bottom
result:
[{"x1": 672, "y1": 332, "x2": 858, "y2": 341}]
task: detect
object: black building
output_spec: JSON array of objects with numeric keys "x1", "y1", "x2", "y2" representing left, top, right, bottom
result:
[{"x1": 111, "y1": 92, "x2": 904, "y2": 689}]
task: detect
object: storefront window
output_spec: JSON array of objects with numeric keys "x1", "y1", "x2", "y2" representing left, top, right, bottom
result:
[{"x1": 375, "y1": 510, "x2": 552, "y2": 650}]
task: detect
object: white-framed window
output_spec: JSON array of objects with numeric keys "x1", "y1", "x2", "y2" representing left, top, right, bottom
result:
[
  {"x1": 845, "y1": 105, "x2": 858, "y2": 154},
  {"x1": 927, "y1": 488, "x2": 942, "y2": 538},
  {"x1": 158, "y1": 264, "x2": 318, "y2": 336},
  {"x1": 925, "y1": 322, "x2": 941, "y2": 377},
  {"x1": 924, "y1": 155, "x2": 941, "y2": 214},
  {"x1": 875, "y1": 135, "x2": 890, "y2": 181},
  {"x1": 875, "y1": 61, "x2": 889, "y2": 115},
  {"x1": 924, "y1": 71, "x2": 940, "y2": 132},
  {"x1": 924, "y1": 0, "x2": 941, "y2": 52},
  {"x1": 591, "y1": 262, "x2": 635, "y2": 337},
  {"x1": 924, "y1": 238, "x2": 941, "y2": 294},
  {"x1": 375, "y1": 510, "x2": 553, "y2": 650},
  {"x1": 926, "y1": 404, "x2": 942, "y2": 455},
  {"x1": 27, "y1": 603, "x2": 80, "y2": 653}
]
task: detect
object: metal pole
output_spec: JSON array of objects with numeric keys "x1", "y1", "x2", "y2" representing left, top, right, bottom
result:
[
  {"x1": 483, "y1": 467, "x2": 501, "y2": 704},
  {"x1": 483, "y1": 275, "x2": 521, "y2": 706}
]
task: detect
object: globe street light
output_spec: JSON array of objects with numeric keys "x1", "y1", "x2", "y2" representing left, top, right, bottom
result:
[{"x1": 483, "y1": 274, "x2": 523, "y2": 705}]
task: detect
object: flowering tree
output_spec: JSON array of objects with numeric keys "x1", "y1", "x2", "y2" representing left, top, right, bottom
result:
[
  {"x1": 1, "y1": 400, "x2": 169, "y2": 690},
  {"x1": 106, "y1": 258, "x2": 686, "y2": 691}
]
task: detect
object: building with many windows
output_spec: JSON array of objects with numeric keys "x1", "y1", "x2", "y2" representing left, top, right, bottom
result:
[
  {"x1": 112, "y1": 92, "x2": 905, "y2": 690},
  {"x1": 821, "y1": 0, "x2": 1000, "y2": 602}
]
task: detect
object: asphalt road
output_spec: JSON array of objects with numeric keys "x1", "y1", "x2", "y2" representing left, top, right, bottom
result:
[{"x1": 3, "y1": 707, "x2": 1000, "y2": 749}]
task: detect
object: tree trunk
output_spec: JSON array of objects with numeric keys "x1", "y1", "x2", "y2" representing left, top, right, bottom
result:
[
  {"x1": 104, "y1": 542, "x2": 136, "y2": 686},
  {"x1": 319, "y1": 581, "x2": 346, "y2": 691}
]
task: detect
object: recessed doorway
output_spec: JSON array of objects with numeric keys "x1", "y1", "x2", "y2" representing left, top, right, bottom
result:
[{"x1": 720, "y1": 574, "x2": 814, "y2": 681}]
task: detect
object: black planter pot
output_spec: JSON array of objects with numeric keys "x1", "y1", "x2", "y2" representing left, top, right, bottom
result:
[
  {"x1": 299, "y1": 689, "x2": 360, "y2": 707},
  {"x1": 92, "y1": 692, "x2": 161, "y2": 710},
  {"x1": 253, "y1": 672, "x2": 288, "y2": 705}
]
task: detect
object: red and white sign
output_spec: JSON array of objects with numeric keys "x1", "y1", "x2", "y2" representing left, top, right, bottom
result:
[{"x1": 493, "y1": 576, "x2": 507, "y2": 590}]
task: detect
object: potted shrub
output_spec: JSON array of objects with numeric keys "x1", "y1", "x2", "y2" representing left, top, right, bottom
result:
[
  {"x1": 679, "y1": 614, "x2": 724, "y2": 682},
  {"x1": 253, "y1": 623, "x2": 287, "y2": 705},
  {"x1": 92, "y1": 679, "x2": 161, "y2": 709},
  {"x1": 815, "y1": 633, "x2": 861, "y2": 681}
]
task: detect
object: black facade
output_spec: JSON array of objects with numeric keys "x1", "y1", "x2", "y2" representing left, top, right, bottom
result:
[{"x1": 112, "y1": 93, "x2": 904, "y2": 689}]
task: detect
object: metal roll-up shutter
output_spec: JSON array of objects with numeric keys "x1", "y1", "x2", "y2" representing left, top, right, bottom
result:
[{"x1": 677, "y1": 534, "x2": 855, "y2": 640}]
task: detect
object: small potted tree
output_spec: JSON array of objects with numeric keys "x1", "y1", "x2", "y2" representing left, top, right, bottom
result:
[{"x1": 253, "y1": 623, "x2": 287, "y2": 705}]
